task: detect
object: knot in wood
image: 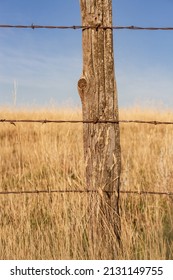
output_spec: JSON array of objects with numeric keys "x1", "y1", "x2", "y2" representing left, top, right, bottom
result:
[{"x1": 78, "y1": 78, "x2": 87, "y2": 90}]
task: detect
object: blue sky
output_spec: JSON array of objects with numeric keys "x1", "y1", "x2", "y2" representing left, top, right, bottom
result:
[{"x1": 0, "y1": 0, "x2": 173, "y2": 108}]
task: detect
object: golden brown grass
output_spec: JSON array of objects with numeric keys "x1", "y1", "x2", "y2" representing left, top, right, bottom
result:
[{"x1": 0, "y1": 106, "x2": 173, "y2": 259}]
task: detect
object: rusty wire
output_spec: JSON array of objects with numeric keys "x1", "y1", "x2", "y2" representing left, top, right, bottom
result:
[
  {"x1": 1, "y1": 119, "x2": 173, "y2": 125},
  {"x1": 1, "y1": 118, "x2": 172, "y2": 197},
  {"x1": 1, "y1": 24, "x2": 173, "y2": 198},
  {"x1": 0, "y1": 24, "x2": 173, "y2": 31},
  {"x1": 0, "y1": 189, "x2": 172, "y2": 196}
]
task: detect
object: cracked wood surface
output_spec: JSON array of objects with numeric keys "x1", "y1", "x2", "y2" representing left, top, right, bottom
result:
[
  {"x1": 79, "y1": 0, "x2": 121, "y2": 249},
  {"x1": 78, "y1": 0, "x2": 121, "y2": 192}
]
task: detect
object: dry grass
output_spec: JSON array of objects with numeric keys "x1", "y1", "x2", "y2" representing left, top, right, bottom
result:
[{"x1": 0, "y1": 106, "x2": 173, "y2": 259}]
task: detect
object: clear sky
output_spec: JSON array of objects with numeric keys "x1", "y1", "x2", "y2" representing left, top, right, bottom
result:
[{"x1": 0, "y1": 0, "x2": 173, "y2": 108}]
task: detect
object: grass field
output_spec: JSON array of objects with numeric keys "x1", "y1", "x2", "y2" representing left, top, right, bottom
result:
[{"x1": 0, "y1": 106, "x2": 173, "y2": 259}]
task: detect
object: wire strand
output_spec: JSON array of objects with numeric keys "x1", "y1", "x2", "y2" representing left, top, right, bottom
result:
[
  {"x1": 0, "y1": 24, "x2": 173, "y2": 31},
  {"x1": 1, "y1": 119, "x2": 173, "y2": 125},
  {"x1": 0, "y1": 189, "x2": 172, "y2": 196}
]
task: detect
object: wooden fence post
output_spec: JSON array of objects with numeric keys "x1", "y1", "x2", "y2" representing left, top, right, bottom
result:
[{"x1": 78, "y1": 0, "x2": 121, "y2": 250}]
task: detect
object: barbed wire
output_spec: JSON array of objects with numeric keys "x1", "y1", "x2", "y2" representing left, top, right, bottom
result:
[
  {"x1": 0, "y1": 24, "x2": 172, "y2": 198},
  {"x1": 0, "y1": 189, "x2": 172, "y2": 196},
  {"x1": 1, "y1": 23, "x2": 173, "y2": 200},
  {"x1": 1, "y1": 119, "x2": 173, "y2": 125},
  {"x1": 1, "y1": 24, "x2": 173, "y2": 31}
]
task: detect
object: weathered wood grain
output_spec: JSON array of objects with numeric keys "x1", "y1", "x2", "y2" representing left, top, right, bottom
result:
[{"x1": 78, "y1": 0, "x2": 121, "y2": 249}]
